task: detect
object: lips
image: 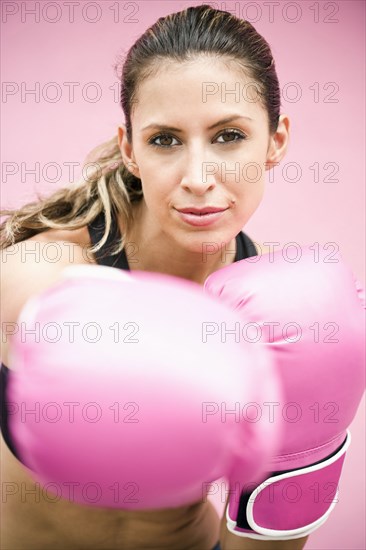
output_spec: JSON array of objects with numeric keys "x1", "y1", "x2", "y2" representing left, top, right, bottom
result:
[
  {"x1": 175, "y1": 206, "x2": 228, "y2": 215},
  {"x1": 174, "y1": 207, "x2": 228, "y2": 227}
]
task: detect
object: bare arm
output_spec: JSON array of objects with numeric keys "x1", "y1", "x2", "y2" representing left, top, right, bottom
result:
[{"x1": 0, "y1": 238, "x2": 88, "y2": 367}]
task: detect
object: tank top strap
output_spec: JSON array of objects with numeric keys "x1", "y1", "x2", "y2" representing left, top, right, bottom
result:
[
  {"x1": 87, "y1": 210, "x2": 130, "y2": 270},
  {"x1": 234, "y1": 231, "x2": 258, "y2": 261},
  {"x1": 0, "y1": 363, "x2": 22, "y2": 461}
]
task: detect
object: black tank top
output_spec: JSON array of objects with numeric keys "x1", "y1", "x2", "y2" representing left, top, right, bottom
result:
[{"x1": 0, "y1": 210, "x2": 258, "y2": 462}]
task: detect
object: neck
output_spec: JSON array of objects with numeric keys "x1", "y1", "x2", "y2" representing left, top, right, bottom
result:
[{"x1": 120, "y1": 201, "x2": 237, "y2": 285}]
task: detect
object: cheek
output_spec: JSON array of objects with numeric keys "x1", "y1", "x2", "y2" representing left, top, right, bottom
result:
[
  {"x1": 139, "y1": 178, "x2": 171, "y2": 216},
  {"x1": 236, "y1": 178, "x2": 265, "y2": 218},
  {"x1": 139, "y1": 166, "x2": 174, "y2": 203}
]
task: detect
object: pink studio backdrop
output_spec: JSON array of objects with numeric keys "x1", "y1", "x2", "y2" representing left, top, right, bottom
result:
[{"x1": 1, "y1": 1, "x2": 365, "y2": 549}]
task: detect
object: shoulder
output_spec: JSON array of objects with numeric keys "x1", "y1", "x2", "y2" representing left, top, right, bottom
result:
[
  {"x1": 28, "y1": 225, "x2": 94, "y2": 248},
  {"x1": 3, "y1": 225, "x2": 94, "y2": 265},
  {"x1": 0, "y1": 230, "x2": 96, "y2": 364},
  {"x1": 1, "y1": 229, "x2": 95, "y2": 301},
  {"x1": 1, "y1": 228, "x2": 94, "y2": 279}
]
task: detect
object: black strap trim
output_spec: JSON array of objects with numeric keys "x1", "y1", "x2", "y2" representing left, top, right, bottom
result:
[
  {"x1": 0, "y1": 363, "x2": 22, "y2": 461},
  {"x1": 87, "y1": 210, "x2": 130, "y2": 270},
  {"x1": 235, "y1": 231, "x2": 257, "y2": 262}
]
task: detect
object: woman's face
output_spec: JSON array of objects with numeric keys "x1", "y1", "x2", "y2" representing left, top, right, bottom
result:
[{"x1": 119, "y1": 57, "x2": 288, "y2": 254}]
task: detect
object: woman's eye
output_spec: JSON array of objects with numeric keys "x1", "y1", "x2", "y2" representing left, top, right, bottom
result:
[
  {"x1": 148, "y1": 134, "x2": 179, "y2": 148},
  {"x1": 216, "y1": 130, "x2": 246, "y2": 144},
  {"x1": 148, "y1": 129, "x2": 246, "y2": 149}
]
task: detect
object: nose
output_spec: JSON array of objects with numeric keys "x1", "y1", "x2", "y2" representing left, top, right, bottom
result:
[{"x1": 180, "y1": 150, "x2": 217, "y2": 195}]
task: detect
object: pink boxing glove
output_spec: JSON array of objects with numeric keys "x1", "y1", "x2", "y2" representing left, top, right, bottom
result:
[
  {"x1": 6, "y1": 264, "x2": 281, "y2": 510},
  {"x1": 205, "y1": 246, "x2": 365, "y2": 540}
]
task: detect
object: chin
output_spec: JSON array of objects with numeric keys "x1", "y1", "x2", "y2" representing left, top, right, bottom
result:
[{"x1": 182, "y1": 229, "x2": 232, "y2": 255}]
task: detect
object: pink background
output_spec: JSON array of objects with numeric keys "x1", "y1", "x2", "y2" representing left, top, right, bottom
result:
[{"x1": 1, "y1": 1, "x2": 365, "y2": 548}]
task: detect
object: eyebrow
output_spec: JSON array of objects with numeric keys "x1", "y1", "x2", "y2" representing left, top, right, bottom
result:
[{"x1": 141, "y1": 115, "x2": 253, "y2": 133}]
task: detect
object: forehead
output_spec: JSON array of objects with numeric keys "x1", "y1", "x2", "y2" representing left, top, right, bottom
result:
[{"x1": 131, "y1": 57, "x2": 267, "y2": 127}]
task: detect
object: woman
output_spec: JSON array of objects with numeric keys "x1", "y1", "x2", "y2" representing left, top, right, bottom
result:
[{"x1": 1, "y1": 4, "x2": 310, "y2": 549}]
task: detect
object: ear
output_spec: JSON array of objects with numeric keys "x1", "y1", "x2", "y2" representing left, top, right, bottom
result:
[
  {"x1": 265, "y1": 114, "x2": 290, "y2": 171},
  {"x1": 117, "y1": 124, "x2": 141, "y2": 178}
]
